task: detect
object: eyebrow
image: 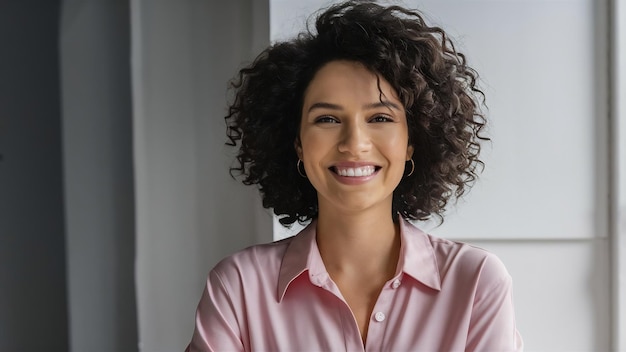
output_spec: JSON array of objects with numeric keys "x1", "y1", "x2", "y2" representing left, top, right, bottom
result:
[{"x1": 307, "y1": 101, "x2": 402, "y2": 113}]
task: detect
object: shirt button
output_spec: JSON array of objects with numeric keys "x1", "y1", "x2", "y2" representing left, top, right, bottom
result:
[
  {"x1": 374, "y1": 312, "x2": 386, "y2": 322},
  {"x1": 391, "y1": 279, "x2": 401, "y2": 289}
]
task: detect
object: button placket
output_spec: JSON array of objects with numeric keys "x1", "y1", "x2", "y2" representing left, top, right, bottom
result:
[
  {"x1": 369, "y1": 278, "x2": 401, "y2": 325},
  {"x1": 364, "y1": 276, "x2": 403, "y2": 350}
]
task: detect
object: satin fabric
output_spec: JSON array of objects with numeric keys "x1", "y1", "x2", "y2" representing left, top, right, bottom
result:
[{"x1": 186, "y1": 218, "x2": 523, "y2": 351}]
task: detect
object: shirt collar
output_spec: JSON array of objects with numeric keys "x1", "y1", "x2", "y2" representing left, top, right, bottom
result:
[
  {"x1": 277, "y1": 217, "x2": 441, "y2": 302},
  {"x1": 396, "y1": 217, "x2": 442, "y2": 291},
  {"x1": 277, "y1": 220, "x2": 321, "y2": 302}
]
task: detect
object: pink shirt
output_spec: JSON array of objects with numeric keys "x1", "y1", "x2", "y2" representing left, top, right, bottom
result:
[{"x1": 186, "y1": 218, "x2": 523, "y2": 351}]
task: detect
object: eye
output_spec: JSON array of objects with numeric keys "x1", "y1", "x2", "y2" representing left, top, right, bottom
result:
[
  {"x1": 370, "y1": 115, "x2": 393, "y2": 123},
  {"x1": 315, "y1": 115, "x2": 339, "y2": 123}
]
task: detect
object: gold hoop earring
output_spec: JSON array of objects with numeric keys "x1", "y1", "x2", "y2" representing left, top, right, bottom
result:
[
  {"x1": 297, "y1": 159, "x2": 307, "y2": 178},
  {"x1": 405, "y1": 159, "x2": 415, "y2": 177}
]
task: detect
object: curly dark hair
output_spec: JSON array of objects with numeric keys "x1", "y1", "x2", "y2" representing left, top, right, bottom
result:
[{"x1": 225, "y1": 0, "x2": 488, "y2": 226}]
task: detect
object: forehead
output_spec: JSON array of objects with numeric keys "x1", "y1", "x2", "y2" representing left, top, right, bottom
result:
[{"x1": 303, "y1": 60, "x2": 401, "y2": 105}]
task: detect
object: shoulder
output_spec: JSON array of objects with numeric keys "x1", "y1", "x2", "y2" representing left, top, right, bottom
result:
[
  {"x1": 211, "y1": 237, "x2": 294, "y2": 284},
  {"x1": 427, "y1": 234, "x2": 511, "y2": 288}
]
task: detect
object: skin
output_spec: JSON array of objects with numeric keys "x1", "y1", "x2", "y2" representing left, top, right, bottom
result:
[{"x1": 295, "y1": 60, "x2": 414, "y2": 344}]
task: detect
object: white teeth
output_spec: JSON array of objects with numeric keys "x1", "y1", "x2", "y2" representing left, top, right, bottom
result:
[{"x1": 336, "y1": 166, "x2": 375, "y2": 177}]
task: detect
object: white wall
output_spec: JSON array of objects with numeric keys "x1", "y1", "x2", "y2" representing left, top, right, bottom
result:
[
  {"x1": 612, "y1": 0, "x2": 626, "y2": 349},
  {"x1": 270, "y1": 0, "x2": 616, "y2": 350},
  {"x1": 131, "y1": 1, "x2": 272, "y2": 350},
  {"x1": 271, "y1": 0, "x2": 605, "y2": 240}
]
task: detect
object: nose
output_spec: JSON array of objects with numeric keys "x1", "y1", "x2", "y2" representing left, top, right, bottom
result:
[{"x1": 337, "y1": 120, "x2": 371, "y2": 155}]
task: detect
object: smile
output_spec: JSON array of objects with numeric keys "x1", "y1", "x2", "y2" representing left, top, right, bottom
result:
[{"x1": 335, "y1": 165, "x2": 376, "y2": 177}]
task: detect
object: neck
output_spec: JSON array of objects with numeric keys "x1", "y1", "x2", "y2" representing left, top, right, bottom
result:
[{"x1": 315, "y1": 203, "x2": 401, "y2": 276}]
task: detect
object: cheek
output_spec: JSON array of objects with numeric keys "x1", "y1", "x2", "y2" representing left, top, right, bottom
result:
[
  {"x1": 382, "y1": 134, "x2": 411, "y2": 160},
  {"x1": 299, "y1": 134, "x2": 327, "y2": 177},
  {"x1": 300, "y1": 130, "x2": 334, "y2": 156},
  {"x1": 299, "y1": 136, "x2": 317, "y2": 160}
]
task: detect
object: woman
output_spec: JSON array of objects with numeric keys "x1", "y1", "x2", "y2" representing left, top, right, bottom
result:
[{"x1": 186, "y1": 1, "x2": 523, "y2": 351}]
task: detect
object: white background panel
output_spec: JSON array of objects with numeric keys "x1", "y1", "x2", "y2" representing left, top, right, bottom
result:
[
  {"x1": 471, "y1": 239, "x2": 610, "y2": 352},
  {"x1": 271, "y1": 0, "x2": 599, "y2": 240}
]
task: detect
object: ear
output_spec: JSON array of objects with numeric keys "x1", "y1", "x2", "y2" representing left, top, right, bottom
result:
[
  {"x1": 294, "y1": 137, "x2": 303, "y2": 159},
  {"x1": 406, "y1": 144, "x2": 414, "y2": 160}
]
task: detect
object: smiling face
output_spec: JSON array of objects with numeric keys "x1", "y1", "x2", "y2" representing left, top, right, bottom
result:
[{"x1": 296, "y1": 60, "x2": 414, "y2": 216}]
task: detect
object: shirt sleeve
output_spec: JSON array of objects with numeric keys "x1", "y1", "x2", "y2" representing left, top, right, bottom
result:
[
  {"x1": 465, "y1": 255, "x2": 524, "y2": 352},
  {"x1": 185, "y1": 270, "x2": 245, "y2": 352}
]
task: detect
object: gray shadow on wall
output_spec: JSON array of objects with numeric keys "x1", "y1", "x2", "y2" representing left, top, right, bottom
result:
[{"x1": 60, "y1": 0, "x2": 138, "y2": 351}]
